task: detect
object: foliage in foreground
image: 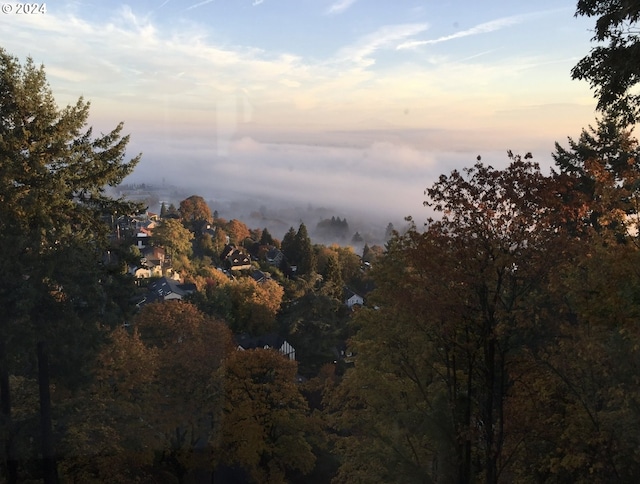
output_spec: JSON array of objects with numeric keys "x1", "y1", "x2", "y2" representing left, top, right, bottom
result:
[{"x1": 329, "y1": 130, "x2": 640, "y2": 483}]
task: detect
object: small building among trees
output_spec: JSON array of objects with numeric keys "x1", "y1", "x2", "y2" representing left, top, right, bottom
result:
[{"x1": 235, "y1": 333, "x2": 296, "y2": 361}]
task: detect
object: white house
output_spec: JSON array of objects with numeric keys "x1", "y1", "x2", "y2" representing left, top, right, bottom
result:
[{"x1": 344, "y1": 287, "x2": 364, "y2": 309}]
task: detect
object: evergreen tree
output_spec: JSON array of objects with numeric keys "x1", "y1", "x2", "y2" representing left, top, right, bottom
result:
[
  {"x1": 384, "y1": 222, "x2": 395, "y2": 240},
  {"x1": 362, "y1": 243, "x2": 371, "y2": 261},
  {"x1": 167, "y1": 203, "x2": 178, "y2": 217},
  {"x1": 281, "y1": 227, "x2": 298, "y2": 264},
  {"x1": 295, "y1": 223, "x2": 316, "y2": 275},
  {"x1": 553, "y1": 115, "x2": 640, "y2": 236},
  {"x1": 0, "y1": 48, "x2": 141, "y2": 375},
  {"x1": 260, "y1": 227, "x2": 275, "y2": 246},
  {"x1": 0, "y1": 48, "x2": 140, "y2": 480}
]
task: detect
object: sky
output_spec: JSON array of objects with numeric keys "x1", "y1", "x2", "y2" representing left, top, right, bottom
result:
[{"x1": 1, "y1": 0, "x2": 600, "y2": 224}]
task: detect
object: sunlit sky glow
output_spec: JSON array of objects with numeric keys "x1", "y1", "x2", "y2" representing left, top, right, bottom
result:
[{"x1": 2, "y1": 0, "x2": 600, "y2": 222}]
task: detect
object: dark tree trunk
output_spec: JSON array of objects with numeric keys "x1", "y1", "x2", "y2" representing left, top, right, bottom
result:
[
  {"x1": 0, "y1": 338, "x2": 18, "y2": 484},
  {"x1": 37, "y1": 342, "x2": 58, "y2": 484},
  {"x1": 461, "y1": 354, "x2": 473, "y2": 484},
  {"x1": 485, "y1": 335, "x2": 497, "y2": 484}
]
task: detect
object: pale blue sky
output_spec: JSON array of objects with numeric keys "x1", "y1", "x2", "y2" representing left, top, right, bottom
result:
[{"x1": 1, "y1": 1, "x2": 600, "y2": 221}]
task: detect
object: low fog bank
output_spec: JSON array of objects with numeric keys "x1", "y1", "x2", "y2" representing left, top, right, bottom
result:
[
  {"x1": 115, "y1": 182, "x2": 411, "y2": 249},
  {"x1": 121, "y1": 128, "x2": 559, "y2": 246}
]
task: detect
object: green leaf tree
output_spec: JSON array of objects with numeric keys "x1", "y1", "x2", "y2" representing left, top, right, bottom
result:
[
  {"x1": 504, "y1": 229, "x2": 640, "y2": 482},
  {"x1": 153, "y1": 218, "x2": 194, "y2": 258},
  {"x1": 167, "y1": 203, "x2": 179, "y2": 217}
]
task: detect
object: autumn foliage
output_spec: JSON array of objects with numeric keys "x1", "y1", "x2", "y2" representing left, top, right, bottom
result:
[
  {"x1": 330, "y1": 137, "x2": 640, "y2": 483},
  {"x1": 6, "y1": 11, "x2": 640, "y2": 479}
]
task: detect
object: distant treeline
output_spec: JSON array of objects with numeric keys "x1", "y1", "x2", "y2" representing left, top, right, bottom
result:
[{"x1": 316, "y1": 216, "x2": 349, "y2": 239}]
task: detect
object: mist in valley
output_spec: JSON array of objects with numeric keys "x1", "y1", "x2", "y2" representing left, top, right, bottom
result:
[{"x1": 119, "y1": 121, "x2": 565, "y2": 250}]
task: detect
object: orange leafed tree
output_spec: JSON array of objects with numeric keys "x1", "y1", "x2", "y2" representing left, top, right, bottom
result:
[
  {"x1": 218, "y1": 349, "x2": 316, "y2": 482},
  {"x1": 61, "y1": 301, "x2": 236, "y2": 481}
]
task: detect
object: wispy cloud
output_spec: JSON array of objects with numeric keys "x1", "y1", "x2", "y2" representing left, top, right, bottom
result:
[
  {"x1": 326, "y1": 0, "x2": 357, "y2": 15},
  {"x1": 337, "y1": 23, "x2": 429, "y2": 67},
  {"x1": 0, "y1": 2, "x2": 592, "y2": 156},
  {"x1": 252, "y1": 0, "x2": 264, "y2": 5},
  {"x1": 186, "y1": 0, "x2": 215, "y2": 11},
  {"x1": 397, "y1": 15, "x2": 523, "y2": 50},
  {"x1": 452, "y1": 49, "x2": 496, "y2": 64}
]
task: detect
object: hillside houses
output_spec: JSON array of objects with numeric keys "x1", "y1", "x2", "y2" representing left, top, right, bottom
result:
[
  {"x1": 266, "y1": 247, "x2": 284, "y2": 267},
  {"x1": 119, "y1": 205, "x2": 375, "y2": 387},
  {"x1": 221, "y1": 244, "x2": 252, "y2": 271},
  {"x1": 250, "y1": 269, "x2": 270, "y2": 284},
  {"x1": 136, "y1": 276, "x2": 197, "y2": 307},
  {"x1": 128, "y1": 243, "x2": 181, "y2": 281}
]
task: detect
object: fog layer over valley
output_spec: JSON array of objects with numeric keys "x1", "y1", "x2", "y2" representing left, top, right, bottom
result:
[
  {"x1": 115, "y1": 180, "x2": 405, "y2": 249},
  {"x1": 122, "y1": 124, "x2": 563, "y2": 243}
]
